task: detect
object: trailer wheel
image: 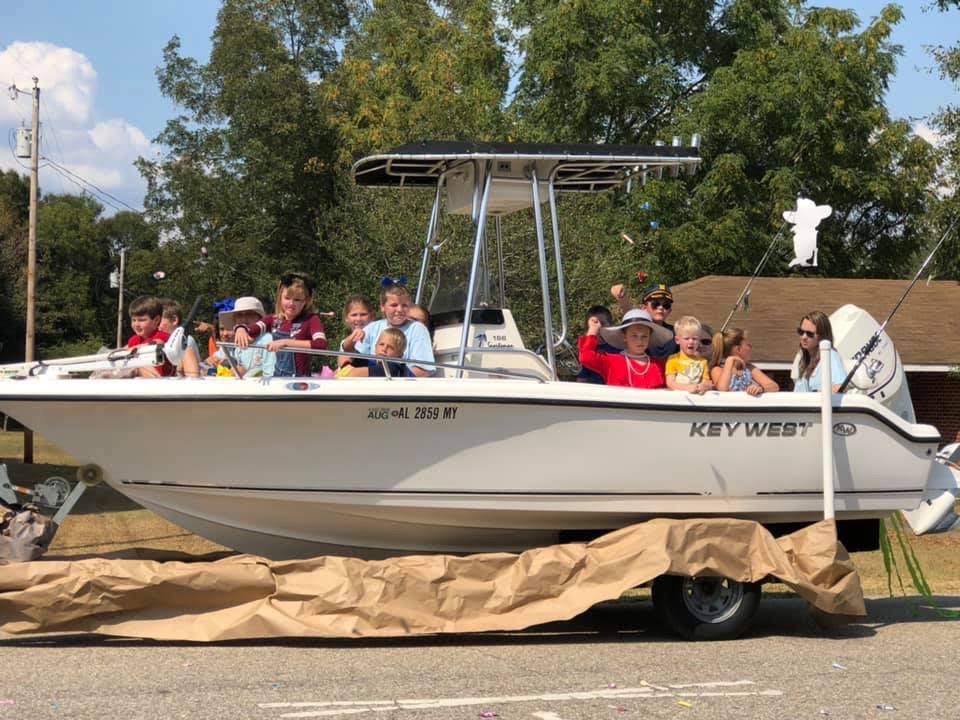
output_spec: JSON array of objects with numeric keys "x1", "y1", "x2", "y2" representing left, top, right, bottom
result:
[{"x1": 651, "y1": 575, "x2": 761, "y2": 641}]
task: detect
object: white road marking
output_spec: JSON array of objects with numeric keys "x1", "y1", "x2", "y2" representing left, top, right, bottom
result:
[{"x1": 259, "y1": 680, "x2": 783, "y2": 718}]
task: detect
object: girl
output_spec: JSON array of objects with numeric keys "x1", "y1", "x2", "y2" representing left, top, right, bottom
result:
[
  {"x1": 794, "y1": 310, "x2": 845, "y2": 393},
  {"x1": 709, "y1": 327, "x2": 779, "y2": 396},
  {"x1": 338, "y1": 295, "x2": 375, "y2": 368},
  {"x1": 233, "y1": 272, "x2": 327, "y2": 377},
  {"x1": 578, "y1": 308, "x2": 671, "y2": 389}
]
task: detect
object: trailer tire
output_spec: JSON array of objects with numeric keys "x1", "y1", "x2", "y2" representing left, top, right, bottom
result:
[{"x1": 652, "y1": 575, "x2": 761, "y2": 641}]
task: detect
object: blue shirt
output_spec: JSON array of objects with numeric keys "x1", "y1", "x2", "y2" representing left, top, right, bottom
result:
[
  {"x1": 794, "y1": 348, "x2": 846, "y2": 392},
  {"x1": 356, "y1": 319, "x2": 435, "y2": 373},
  {"x1": 237, "y1": 333, "x2": 276, "y2": 378}
]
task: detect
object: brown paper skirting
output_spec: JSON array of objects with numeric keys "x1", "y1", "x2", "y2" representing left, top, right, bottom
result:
[{"x1": 0, "y1": 518, "x2": 864, "y2": 641}]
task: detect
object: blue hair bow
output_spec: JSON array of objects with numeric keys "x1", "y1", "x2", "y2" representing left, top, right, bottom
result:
[
  {"x1": 380, "y1": 275, "x2": 408, "y2": 288},
  {"x1": 213, "y1": 298, "x2": 236, "y2": 313}
]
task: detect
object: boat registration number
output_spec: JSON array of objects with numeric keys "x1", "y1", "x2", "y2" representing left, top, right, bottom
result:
[{"x1": 366, "y1": 406, "x2": 459, "y2": 421}]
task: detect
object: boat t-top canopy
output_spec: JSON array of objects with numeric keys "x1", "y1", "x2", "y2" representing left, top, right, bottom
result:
[
  {"x1": 352, "y1": 139, "x2": 701, "y2": 378},
  {"x1": 352, "y1": 140, "x2": 701, "y2": 212}
]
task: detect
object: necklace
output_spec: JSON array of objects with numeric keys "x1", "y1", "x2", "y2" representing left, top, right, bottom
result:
[{"x1": 622, "y1": 351, "x2": 651, "y2": 387}]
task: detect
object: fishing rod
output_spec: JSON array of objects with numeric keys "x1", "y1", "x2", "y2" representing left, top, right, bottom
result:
[
  {"x1": 838, "y1": 216, "x2": 959, "y2": 393},
  {"x1": 719, "y1": 220, "x2": 789, "y2": 332}
]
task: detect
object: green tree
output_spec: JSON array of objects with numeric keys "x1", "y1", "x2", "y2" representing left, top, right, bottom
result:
[
  {"x1": 138, "y1": 0, "x2": 351, "y2": 307},
  {"x1": 328, "y1": 0, "x2": 509, "y2": 160},
  {"x1": 0, "y1": 171, "x2": 31, "y2": 359},
  {"x1": 503, "y1": 0, "x2": 790, "y2": 143},
  {"x1": 631, "y1": 4, "x2": 938, "y2": 284},
  {"x1": 929, "y1": 0, "x2": 960, "y2": 280}
]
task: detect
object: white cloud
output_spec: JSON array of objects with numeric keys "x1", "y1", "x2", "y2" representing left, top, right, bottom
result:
[
  {"x1": 0, "y1": 41, "x2": 156, "y2": 212},
  {"x1": 913, "y1": 121, "x2": 946, "y2": 148}
]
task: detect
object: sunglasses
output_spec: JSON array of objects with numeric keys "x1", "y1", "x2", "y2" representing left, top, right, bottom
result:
[
  {"x1": 281, "y1": 272, "x2": 317, "y2": 294},
  {"x1": 647, "y1": 300, "x2": 672, "y2": 310},
  {"x1": 796, "y1": 327, "x2": 817, "y2": 338},
  {"x1": 700, "y1": 338, "x2": 712, "y2": 346}
]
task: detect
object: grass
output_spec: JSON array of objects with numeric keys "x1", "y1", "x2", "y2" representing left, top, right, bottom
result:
[
  {"x1": 2, "y1": 430, "x2": 958, "y2": 597},
  {"x1": 0, "y1": 429, "x2": 77, "y2": 466}
]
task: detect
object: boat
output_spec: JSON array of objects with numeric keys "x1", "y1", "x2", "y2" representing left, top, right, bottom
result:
[{"x1": 0, "y1": 141, "x2": 957, "y2": 563}]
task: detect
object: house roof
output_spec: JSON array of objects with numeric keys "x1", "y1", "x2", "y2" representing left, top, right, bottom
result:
[{"x1": 668, "y1": 276, "x2": 960, "y2": 366}]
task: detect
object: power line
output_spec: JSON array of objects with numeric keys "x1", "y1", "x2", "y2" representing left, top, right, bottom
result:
[
  {"x1": 43, "y1": 157, "x2": 140, "y2": 213},
  {"x1": 46, "y1": 163, "x2": 125, "y2": 214}
]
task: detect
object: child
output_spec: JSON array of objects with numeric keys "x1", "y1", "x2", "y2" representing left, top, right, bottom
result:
[
  {"x1": 576, "y1": 305, "x2": 616, "y2": 384},
  {"x1": 159, "y1": 299, "x2": 201, "y2": 377},
  {"x1": 344, "y1": 327, "x2": 415, "y2": 378},
  {"x1": 407, "y1": 303, "x2": 434, "y2": 341},
  {"x1": 338, "y1": 295, "x2": 375, "y2": 368},
  {"x1": 344, "y1": 281, "x2": 434, "y2": 377},
  {"x1": 233, "y1": 272, "x2": 327, "y2": 377},
  {"x1": 578, "y1": 308, "x2": 671, "y2": 389},
  {"x1": 709, "y1": 327, "x2": 779, "y2": 396},
  {"x1": 218, "y1": 296, "x2": 276, "y2": 378},
  {"x1": 126, "y1": 295, "x2": 174, "y2": 377},
  {"x1": 665, "y1": 316, "x2": 713, "y2": 394}
]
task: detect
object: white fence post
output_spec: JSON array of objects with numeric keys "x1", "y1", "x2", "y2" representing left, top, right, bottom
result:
[{"x1": 820, "y1": 340, "x2": 835, "y2": 520}]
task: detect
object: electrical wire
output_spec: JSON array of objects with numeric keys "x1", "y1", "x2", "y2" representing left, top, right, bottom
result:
[
  {"x1": 45, "y1": 163, "x2": 125, "y2": 214},
  {"x1": 43, "y1": 157, "x2": 140, "y2": 212}
]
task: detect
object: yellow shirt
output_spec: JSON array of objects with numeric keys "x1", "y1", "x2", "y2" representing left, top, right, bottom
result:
[{"x1": 665, "y1": 352, "x2": 709, "y2": 385}]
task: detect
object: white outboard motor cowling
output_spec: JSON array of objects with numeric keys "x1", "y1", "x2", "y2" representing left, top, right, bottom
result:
[{"x1": 792, "y1": 304, "x2": 916, "y2": 422}]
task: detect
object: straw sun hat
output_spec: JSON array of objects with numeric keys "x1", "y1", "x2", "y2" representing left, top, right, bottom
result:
[
  {"x1": 219, "y1": 296, "x2": 266, "y2": 330},
  {"x1": 599, "y1": 308, "x2": 674, "y2": 350}
]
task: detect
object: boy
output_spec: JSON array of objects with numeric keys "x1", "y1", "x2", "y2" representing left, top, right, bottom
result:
[
  {"x1": 217, "y1": 296, "x2": 276, "y2": 378},
  {"x1": 159, "y1": 299, "x2": 201, "y2": 377},
  {"x1": 126, "y1": 295, "x2": 174, "y2": 377},
  {"x1": 665, "y1": 316, "x2": 713, "y2": 394},
  {"x1": 345, "y1": 327, "x2": 415, "y2": 377},
  {"x1": 344, "y1": 281, "x2": 434, "y2": 376},
  {"x1": 576, "y1": 305, "x2": 616, "y2": 384}
]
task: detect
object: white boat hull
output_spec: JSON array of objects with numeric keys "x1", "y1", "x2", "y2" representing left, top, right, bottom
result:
[{"x1": 0, "y1": 377, "x2": 947, "y2": 558}]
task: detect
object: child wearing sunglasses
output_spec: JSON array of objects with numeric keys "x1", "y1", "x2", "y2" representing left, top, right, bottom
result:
[
  {"x1": 793, "y1": 310, "x2": 845, "y2": 393},
  {"x1": 233, "y1": 271, "x2": 327, "y2": 377}
]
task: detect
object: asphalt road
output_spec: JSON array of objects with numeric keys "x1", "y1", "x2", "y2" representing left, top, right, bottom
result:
[{"x1": 1, "y1": 597, "x2": 958, "y2": 720}]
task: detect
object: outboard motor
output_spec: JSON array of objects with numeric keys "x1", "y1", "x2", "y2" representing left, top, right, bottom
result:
[
  {"x1": 829, "y1": 304, "x2": 915, "y2": 422},
  {"x1": 792, "y1": 304, "x2": 915, "y2": 421}
]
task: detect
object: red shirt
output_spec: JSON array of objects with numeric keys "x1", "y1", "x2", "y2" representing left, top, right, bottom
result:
[
  {"x1": 127, "y1": 330, "x2": 175, "y2": 377},
  {"x1": 578, "y1": 335, "x2": 666, "y2": 389}
]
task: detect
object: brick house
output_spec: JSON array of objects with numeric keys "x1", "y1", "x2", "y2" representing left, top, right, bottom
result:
[{"x1": 668, "y1": 276, "x2": 960, "y2": 445}]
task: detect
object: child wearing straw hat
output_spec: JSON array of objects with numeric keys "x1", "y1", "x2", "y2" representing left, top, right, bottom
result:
[{"x1": 578, "y1": 309, "x2": 672, "y2": 389}]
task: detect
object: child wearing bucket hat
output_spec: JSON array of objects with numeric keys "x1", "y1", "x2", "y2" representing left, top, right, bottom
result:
[
  {"x1": 219, "y1": 296, "x2": 276, "y2": 378},
  {"x1": 578, "y1": 309, "x2": 672, "y2": 389}
]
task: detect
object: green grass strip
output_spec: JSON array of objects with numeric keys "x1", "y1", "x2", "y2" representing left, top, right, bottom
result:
[{"x1": 880, "y1": 513, "x2": 960, "y2": 619}]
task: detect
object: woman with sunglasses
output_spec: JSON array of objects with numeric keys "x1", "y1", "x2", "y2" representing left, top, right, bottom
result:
[{"x1": 793, "y1": 310, "x2": 845, "y2": 393}]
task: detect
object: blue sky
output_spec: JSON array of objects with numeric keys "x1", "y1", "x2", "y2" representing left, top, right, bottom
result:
[{"x1": 1, "y1": 1, "x2": 957, "y2": 211}]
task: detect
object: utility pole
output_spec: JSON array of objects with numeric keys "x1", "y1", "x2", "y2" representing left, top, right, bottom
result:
[
  {"x1": 23, "y1": 77, "x2": 40, "y2": 464},
  {"x1": 115, "y1": 247, "x2": 126, "y2": 347}
]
